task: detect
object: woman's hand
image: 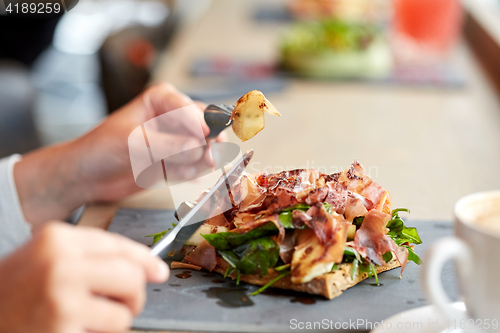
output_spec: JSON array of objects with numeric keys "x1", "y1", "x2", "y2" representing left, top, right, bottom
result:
[
  {"x1": 0, "y1": 222, "x2": 169, "y2": 333},
  {"x1": 14, "y1": 83, "x2": 224, "y2": 227}
]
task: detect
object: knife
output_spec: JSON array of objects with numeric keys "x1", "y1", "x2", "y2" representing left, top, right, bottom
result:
[{"x1": 150, "y1": 149, "x2": 254, "y2": 258}]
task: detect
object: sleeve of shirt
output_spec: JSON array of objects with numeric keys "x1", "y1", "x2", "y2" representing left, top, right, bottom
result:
[{"x1": 0, "y1": 155, "x2": 31, "y2": 258}]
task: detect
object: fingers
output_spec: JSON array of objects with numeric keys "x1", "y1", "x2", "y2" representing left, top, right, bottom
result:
[
  {"x1": 84, "y1": 258, "x2": 147, "y2": 315},
  {"x1": 64, "y1": 226, "x2": 169, "y2": 284},
  {"x1": 19, "y1": 222, "x2": 166, "y2": 333},
  {"x1": 83, "y1": 297, "x2": 133, "y2": 333},
  {"x1": 215, "y1": 131, "x2": 228, "y2": 143},
  {"x1": 142, "y1": 83, "x2": 210, "y2": 137},
  {"x1": 144, "y1": 130, "x2": 206, "y2": 165}
]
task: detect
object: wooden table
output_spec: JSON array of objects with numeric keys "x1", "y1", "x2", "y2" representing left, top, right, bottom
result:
[{"x1": 79, "y1": 0, "x2": 500, "y2": 331}]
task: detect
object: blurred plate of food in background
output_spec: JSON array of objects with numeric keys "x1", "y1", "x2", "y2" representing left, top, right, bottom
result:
[{"x1": 279, "y1": 19, "x2": 392, "y2": 79}]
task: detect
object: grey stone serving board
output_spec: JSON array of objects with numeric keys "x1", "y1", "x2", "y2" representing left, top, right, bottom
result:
[{"x1": 108, "y1": 208, "x2": 458, "y2": 332}]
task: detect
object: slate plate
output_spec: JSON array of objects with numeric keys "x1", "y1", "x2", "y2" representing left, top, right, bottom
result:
[{"x1": 108, "y1": 208, "x2": 458, "y2": 333}]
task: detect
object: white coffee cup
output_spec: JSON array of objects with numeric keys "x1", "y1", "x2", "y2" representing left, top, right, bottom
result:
[{"x1": 423, "y1": 191, "x2": 500, "y2": 332}]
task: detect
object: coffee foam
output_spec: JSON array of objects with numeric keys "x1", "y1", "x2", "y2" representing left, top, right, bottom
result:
[{"x1": 456, "y1": 191, "x2": 500, "y2": 236}]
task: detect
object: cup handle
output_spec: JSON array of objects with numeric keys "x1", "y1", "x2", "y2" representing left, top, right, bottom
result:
[{"x1": 423, "y1": 237, "x2": 473, "y2": 320}]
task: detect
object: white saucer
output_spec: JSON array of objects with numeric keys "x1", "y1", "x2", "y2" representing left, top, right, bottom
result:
[{"x1": 372, "y1": 302, "x2": 466, "y2": 333}]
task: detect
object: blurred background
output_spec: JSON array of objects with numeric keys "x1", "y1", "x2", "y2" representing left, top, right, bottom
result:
[{"x1": 1, "y1": 0, "x2": 500, "y2": 220}]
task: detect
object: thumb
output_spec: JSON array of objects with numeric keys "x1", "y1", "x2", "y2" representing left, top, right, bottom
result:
[{"x1": 145, "y1": 130, "x2": 206, "y2": 165}]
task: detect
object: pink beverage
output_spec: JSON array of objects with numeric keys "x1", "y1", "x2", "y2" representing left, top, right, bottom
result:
[{"x1": 393, "y1": 0, "x2": 462, "y2": 59}]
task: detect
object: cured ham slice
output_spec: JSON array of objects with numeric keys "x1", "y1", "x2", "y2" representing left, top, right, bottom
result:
[
  {"x1": 354, "y1": 210, "x2": 409, "y2": 277},
  {"x1": 324, "y1": 181, "x2": 348, "y2": 214},
  {"x1": 338, "y1": 161, "x2": 387, "y2": 210},
  {"x1": 235, "y1": 175, "x2": 266, "y2": 212},
  {"x1": 185, "y1": 240, "x2": 217, "y2": 271},
  {"x1": 205, "y1": 206, "x2": 230, "y2": 227},
  {"x1": 344, "y1": 194, "x2": 369, "y2": 222},
  {"x1": 292, "y1": 209, "x2": 311, "y2": 229},
  {"x1": 235, "y1": 214, "x2": 285, "y2": 245},
  {"x1": 279, "y1": 231, "x2": 296, "y2": 264},
  {"x1": 304, "y1": 186, "x2": 328, "y2": 205},
  {"x1": 303, "y1": 203, "x2": 337, "y2": 244}
]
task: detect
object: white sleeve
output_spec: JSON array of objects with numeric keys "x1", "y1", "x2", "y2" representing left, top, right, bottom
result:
[{"x1": 0, "y1": 155, "x2": 31, "y2": 258}]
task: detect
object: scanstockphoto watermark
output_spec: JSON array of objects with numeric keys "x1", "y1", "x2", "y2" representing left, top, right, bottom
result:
[
  {"x1": 290, "y1": 319, "x2": 422, "y2": 330},
  {"x1": 290, "y1": 318, "x2": 500, "y2": 331},
  {"x1": 248, "y1": 161, "x2": 380, "y2": 179}
]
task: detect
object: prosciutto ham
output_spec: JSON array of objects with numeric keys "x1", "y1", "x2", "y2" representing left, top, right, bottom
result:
[
  {"x1": 184, "y1": 240, "x2": 217, "y2": 271},
  {"x1": 185, "y1": 160, "x2": 409, "y2": 284},
  {"x1": 344, "y1": 194, "x2": 369, "y2": 222},
  {"x1": 354, "y1": 210, "x2": 409, "y2": 277},
  {"x1": 338, "y1": 160, "x2": 387, "y2": 210},
  {"x1": 235, "y1": 214, "x2": 286, "y2": 245}
]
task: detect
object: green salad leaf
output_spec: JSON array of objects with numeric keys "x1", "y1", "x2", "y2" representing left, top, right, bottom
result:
[
  {"x1": 386, "y1": 208, "x2": 422, "y2": 244},
  {"x1": 145, "y1": 230, "x2": 170, "y2": 245},
  {"x1": 358, "y1": 261, "x2": 379, "y2": 285},
  {"x1": 278, "y1": 211, "x2": 294, "y2": 229},
  {"x1": 406, "y1": 246, "x2": 422, "y2": 265},
  {"x1": 249, "y1": 271, "x2": 291, "y2": 296},
  {"x1": 145, "y1": 223, "x2": 178, "y2": 245},
  {"x1": 218, "y1": 237, "x2": 280, "y2": 276},
  {"x1": 386, "y1": 208, "x2": 422, "y2": 265},
  {"x1": 353, "y1": 216, "x2": 364, "y2": 229},
  {"x1": 382, "y1": 251, "x2": 393, "y2": 263},
  {"x1": 278, "y1": 202, "x2": 333, "y2": 229},
  {"x1": 343, "y1": 246, "x2": 361, "y2": 263},
  {"x1": 202, "y1": 222, "x2": 278, "y2": 250}
]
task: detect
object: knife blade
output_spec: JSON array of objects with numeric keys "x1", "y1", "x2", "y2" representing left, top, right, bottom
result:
[{"x1": 150, "y1": 149, "x2": 254, "y2": 258}]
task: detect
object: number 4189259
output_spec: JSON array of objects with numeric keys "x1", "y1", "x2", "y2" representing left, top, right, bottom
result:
[{"x1": 6, "y1": 2, "x2": 61, "y2": 14}]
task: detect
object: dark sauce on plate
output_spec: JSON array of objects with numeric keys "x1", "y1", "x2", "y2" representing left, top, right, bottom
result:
[
  {"x1": 261, "y1": 288, "x2": 317, "y2": 305},
  {"x1": 175, "y1": 272, "x2": 191, "y2": 279},
  {"x1": 202, "y1": 287, "x2": 254, "y2": 308},
  {"x1": 290, "y1": 297, "x2": 316, "y2": 305},
  {"x1": 202, "y1": 274, "x2": 215, "y2": 278}
]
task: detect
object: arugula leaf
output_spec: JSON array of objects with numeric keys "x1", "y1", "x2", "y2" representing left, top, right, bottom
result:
[
  {"x1": 358, "y1": 261, "x2": 379, "y2": 285},
  {"x1": 386, "y1": 208, "x2": 422, "y2": 245},
  {"x1": 278, "y1": 211, "x2": 294, "y2": 229},
  {"x1": 249, "y1": 271, "x2": 291, "y2": 296},
  {"x1": 218, "y1": 237, "x2": 280, "y2": 276},
  {"x1": 382, "y1": 251, "x2": 393, "y2": 263},
  {"x1": 402, "y1": 227, "x2": 422, "y2": 245},
  {"x1": 353, "y1": 216, "x2": 364, "y2": 229},
  {"x1": 274, "y1": 263, "x2": 291, "y2": 272},
  {"x1": 406, "y1": 246, "x2": 422, "y2": 265},
  {"x1": 323, "y1": 202, "x2": 333, "y2": 214},
  {"x1": 278, "y1": 202, "x2": 332, "y2": 229},
  {"x1": 224, "y1": 266, "x2": 235, "y2": 278},
  {"x1": 351, "y1": 259, "x2": 359, "y2": 280},
  {"x1": 281, "y1": 202, "x2": 332, "y2": 214},
  {"x1": 385, "y1": 208, "x2": 423, "y2": 266},
  {"x1": 202, "y1": 222, "x2": 278, "y2": 250},
  {"x1": 331, "y1": 263, "x2": 339, "y2": 272},
  {"x1": 281, "y1": 203, "x2": 310, "y2": 212},
  {"x1": 392, "y1": 208, "x2": 410, "y2": 215},
  {"x1": 145, "y1": 230, "x2": 170, "y2": 245},
  {"x1": 343, "y1": 246, "x2": 361, "y2": 263}
]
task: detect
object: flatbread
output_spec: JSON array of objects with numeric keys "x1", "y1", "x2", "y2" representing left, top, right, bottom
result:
[{"x1": 212, "y1": 257, "x2": 400, "y2": 299}]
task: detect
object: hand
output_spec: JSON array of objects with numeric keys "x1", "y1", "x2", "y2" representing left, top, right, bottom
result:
[
  {"x1": 14, "y1": 83, "x2": 226, "y2": 227},
  {"x1": 0, "y1": 222, "x2": 169, "y2": 333}
]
